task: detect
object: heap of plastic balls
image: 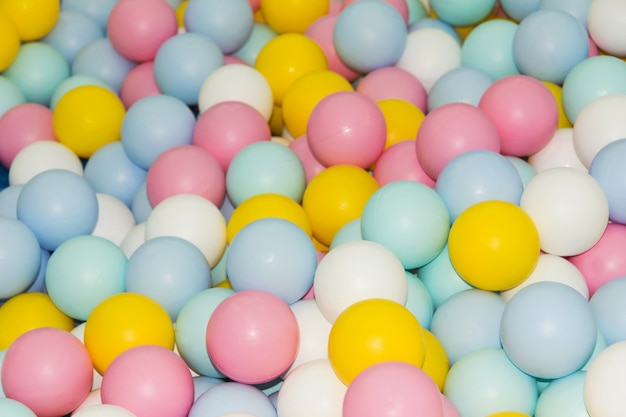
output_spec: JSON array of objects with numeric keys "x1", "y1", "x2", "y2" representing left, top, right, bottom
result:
[{"x1": 2, "y1": 0, "x2": 626, "y2": 416}]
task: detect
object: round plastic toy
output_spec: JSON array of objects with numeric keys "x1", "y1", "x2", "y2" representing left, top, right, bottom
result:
[
  {"x1": 421, "y1": 329, "x2": 449, "y2": 392},
  {"x1": 534, "y1": 370, "x2": 588, "y2": 417},
  {"x1": 587, "y1": 0, "x2": 626, "y2": 57},
  {"x1": 0, "y1": 216, "x2": 40, "y2": 300},
  {"x1": 430, "y1": 0, "x2": 495, "y2": 26},
  {"x1": 0, "y1": 0, "x2": 60, "y2": 41},
  {"x1": 356, "y1": 66, "x2": 427, "y2": 111},
  {"x1": 427, "y1": 66, "x2": 494, "y2": 111},
  {"x1": 285, "y1": 300, "x2": 332, "y2": 375},
  {"x1": 0, "y1": 11, "x2": 20, "y2": 71},
  {"x1": 0, "y1": 398, "x2": 36, "y2": 417},
  {"x1": 527, "y1": 128, "x2": 585, "y2": 173},
  {"x1": 589, "y1": 138, "x2": 626, "y2": 223},
  {"x1": 42, "y1": 10, "x2": 104, "y2": 66},
  {"x1": 261, "y1": 0, "x2": 328, "y2": 33},
  {"x1": 377, "y1": 98, "x2": 425, "y2": 149},
  {"x1": 187, "y1": 382, "x2": 276, "y2": 417},
  {"x1": 8, "y1": 140, "x2": 83, "y2": 186},
  {"x1": 0, "y1": 76, "x2": 25, "y2": 117},
  {"x1": 91, "y1": 193, "x2": 136, "y2": 247},
  {"x1": 119, "y1": 61, "x2": 161, "y2": 109},
  {"x1": 373, "y1": 140, "x2": 436, "y2": 187}
]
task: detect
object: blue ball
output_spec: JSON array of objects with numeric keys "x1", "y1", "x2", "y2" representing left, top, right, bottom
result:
[
  {"x1": 461, "y1": 19, "x2": 520, "y2": 80},
  {"x1": 430, "y1": 0, "x2": 495, "y2": 26},
  {"x1": 408, "y1": 17, "x2": 461, "y2": 45},
  {"x1": 184, "y1": 0, "x2": 254, "y2": 54},
  {"x1": 226, "y1": 218, "x2": 317, "y2": 305},
  {"x1": 121, "y1": 94, "x2": 196, "y2": 170},
  {"x1": 589, "y1": 138, "x2": 626, "y2": 224},
  {"x1": 589, "y1": 276, "x2": 626, "y2": 345},
  {"x1": 49, "y1": 74, "x2": 115, "y2": 110},
  {"x1": 193, "y1": 376, "x2": 224, "y2": 401},
  {"x1": 25, "y1": 249, "x2": 50, "y2": 294},
  {"x1": 16, "y1": 169, "x2": 99, "y2": 251},
  {"x1": 435, "y1": 150, "x2": 524, "y2": 222},
  {"x1": 188, "y1": 382, "x2": 277, "y2": 417},
  {"x1": 405, "y1": 271, "x2": 434, "y2": 330},
  {"x1": 131, "y1": 181, "x2": 152, "y2": 223},
  {"x1": 0, "y1": 76, "x2": 25, "y2": 117},
  {"x1": 500, "y1": 0, "x2": 541, "y2": 21},
  {"x1": 428, "y1": 66, "x2": 494, "y2": 111},
  {"x1": 0, "y1": 184, "x2": 23, "y2": 219},
  {"x1": 0, "y1": 216, "x2": 41, "y2": 300},
  {"x1": 126, "y1": 236, "x2": 212, "y2": 321},
  {"x1": 154, "y1": 32, "x2": 225, "y2": 106},
  {"x1": 329, "y1": 218, "x2": 362, "y2": 250},
  {"x1": 538, "y1": 0, "x2": 591, "y2": 27},
  {"x1": 334, "y1": 0, "x2": 408, "y2": 73},
  {"x1": 72, "y1": 38, "x2": 137, "y2": 93},
  {"x1": 500, "y1": 281, "x2": 597, "y2": 379},
  {"x1": 233, "y1": 23, "x2": 277, "y2": 66},
  {"x1": 61, "y1": 0, "x2": 118, "y2": 30},
  {"x1": 535, "y1": 371, "x2": 588, "y2": 417},
  {"x1": 42, "y1": 10, "x2": 104, "y2": 65}
]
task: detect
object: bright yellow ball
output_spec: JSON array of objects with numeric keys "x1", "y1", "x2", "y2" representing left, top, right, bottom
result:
[
  {"x1": 377, "y1": 98, "x2": 426, "y2": 149},
  {"x1": 328, "y1": 298, "x2": 426, "y2": 385},
  {"x1": 84, "y1": 292, "x2": 175, "y2": 375},
  {"x1": 448, "y1": 200, "x2": 540, "y2": 292},
  {"x1": 421, "y1": 329, "x2": 450, "y2": 392},
  {"x1": 255, "y1": 33, "x2": 328, "y2": 106},
  {"x1": 53, "y1": 85, "x2": 126, "y2": 159},
  {"x1": 542, "y1": 81, "x2": 573, "y2": 129},
  {"x1": 282, "y1": 70, "x2": 354, "y2": 138},
  {"x1": 0, "y1": 0, "x2": 59, "y2": 41},
  {"x1": 261, "y1": 0, "x2": 329, "y2": 34},
  {"x1": 302, "y1": 165, "x2": 379, "y2": 247},
  {"x1": 0, "y1": 11, "x2": 20, "y2": 71},
  {"x1": 0, "y1": 293, "x2": 74, "y2": 350}
]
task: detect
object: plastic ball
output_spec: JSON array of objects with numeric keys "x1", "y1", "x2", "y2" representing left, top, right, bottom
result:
[
  {"x1": 534, "y1": 370, "x2": 587, "y2": 417},
  {"x1": 42, "y1": 10, "x2": 104, "y2": 65},
  {"x1": 589, "y1": 138, "x2": 626, "y2": 223},
  {"x1": 60, "y1": 0, "x2": 117, "y2": 30},
  {"x1": 405, "y1": 271, "x2": 434, "y2": 330},
  {"x1": 1, "y1": 327, "x2": 92, "y2": 417},
  {"x1": 119, "y1": 61, "x2": 161, "y2": 109},
  {"x1": 0, "y1": 10, "x2": 20, "y2": 72},
  {"x1": 373, "y1": 140, "x2": 436, "y2": 187},
  {"x1": 232, "y1": 22, "x2": 277, "y2": 66},
  {"x1": 0, "y1": 216, "x2": 40, "y2": 300},
  {"x1": 506, "y1": 156, "x2": 537, "y2": 188},
  {"x1": 356, "y1": 66, "x2": 428, "y2": 112},
  {"x1": 261, "y1": 0, "x2": 327, "y2": 33},
  {"x1": 377, "y1": 98, "x2": 425, "y2": 149},
  {"x1": 430, "y1": 0, "x2": 495, "y2": 26},
  {"x1": 427, "y1": 67, "x2": 494, "y2": 111},
  {"x1": 499, "y1": 0, "x2": 541, "y2": 21},
  {"x1": 188, "y1": 382, "x2": 276, "y2": 417},
  {"x1": 448, "y1": 200, "x2": 540, "y2": 291},
  {"x1": 0, "y1": 398, "x2": 36, "y2": 417},
  {"x1": 328, "y1": 298, "x2": 425, "y2": 385},
  {"x1": 584, "y1": 340, "x2": 626, "y2": 417},
  {"x1": 285, "y1": 299, "x2": 332, "y2": 374},
  {"x1": 92, "y1": 193, "x2": 136, "y2": 246},
  {"x1": 527, "y1": 128, "x2": 585, "y2": 173},
  {"x1": 0, "y1": 0, "x2": 60, "y2": 41},
  {"x1": 587, "y1": 0, "x2": 626, "y2": 57},
  {"x1": 121, "y1": 94, "x2": 196, "y2": 170},
  {"x1": 49, "y1": 73, "x2": 115, "y2": 110},
  {"x1": 288, "y1": 135, "x2": 325, "y2": 183},
  {"x1": 421, "y1": 329, "x2": 449, "y2": 391},
  {"x1": 589, "y1": 276, "x2": 626, "y2": 346},
  {"x1": 0, "y1": 184, "x2": 22, "y2": 218},
  {"x1": 0, "y1": 76, "x2": 25, "y2": 117},
  {"x1": 72, "y1": 404, "x2": 138, "y2": 417},
  {"x1": 8, "y1": 141, "x2": 83, "y2": 187}
]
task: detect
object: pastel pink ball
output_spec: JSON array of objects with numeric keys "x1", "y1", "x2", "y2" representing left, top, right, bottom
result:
[
  {"x1": 100, "y1": 345, "x2": 194, "y2": 417},
  {"x1": 120, "y1": 62, "x2": 162, "y2": 109},
  {"x1": 1, "y1": 327, "x2": 93, "y2": 417},
  {"x1": 107, "y1": 0, "x2": 178, "y2": 62},
  {"x1": 192, "y1": 101, "x2": 271, "y2": 171},
  {"x1": 307, "y1": 91, "x2": 387, "y2": 168},
  {"x1": 479, "y1": 74, "x2": 558, "y2": 157},
  {"x1": 374, "y1": 140, "x2": 435, "y2": 187},
  {"x1": 342, "y1": 361, "x2": 443, "y2": 417},
  {"x1": 289, "y1": 135, "x2": 326, "y2": 183},
  {"x1": 415, "y1": 102, "x2": 501, "y2": 180},
  {"x1": 0, "y1": 103, "x2": 57, "y2": 168},
  {"x1": 146, "y1": 144, "x2": 226, "y2": 208},
  {"x1": 356, "y1": 66, "x2": 428, "y2": 113},
  {"x1": 206, "y1": 289, "x2": 300, "y2": 385}
]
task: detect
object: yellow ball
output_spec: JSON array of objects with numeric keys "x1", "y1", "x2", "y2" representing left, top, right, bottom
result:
[
  {"x1": 0, "y1": 0, "x2": 59, "y2": 41},
  {"x1": 0, "y1": 293, "x2": 74, "y2": 350},
  {"x1": 176, "y1": 0, "x2": 188, "y2": 28},
  {"x1": 542, "y1": 81, "x2": 573, "y2": 129},
  {"x1": 328, "y1": 298, "x2": 426, "y2": 385},
  {"x1": 0, "y1": 11, "x2": 20, "y2": 71},
  {"x1": 53, "y1": 85, "x2": 126, "y2": 159},
  {"x1": 255, "y1": 33, "x2": 328, "y2": 106},
  {"x1": 282, "y1": 70, "x2": 354, "y2": 138},
  {"x1": 421, "y1": 329, "x2": 450, "y2": 392},
  {"x1": 377, "y1": 98, "x2": 426, "y2": 149},
  {"x1": 448, "y1": 200, "x2": 540, "y2": 292},
  {"x1": 226, "y1": 193, "x2": 312, "y2": 244},
  {"x1": 302, "y1": 165, "x2": 379, "y2": 247},
  {"x1": 84, "y1": 292, "x2": 175, "y2": 375},
  {"x1": 261, "y1": 0, "x2": 329, "y2": 34}
]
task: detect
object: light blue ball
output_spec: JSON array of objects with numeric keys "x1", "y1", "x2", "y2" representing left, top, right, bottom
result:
[
  {"x1": 461, "y1": 19, "x2": 520, "y2": 80},
  {"x1": 153, "y1": 32, "x2": 224, "y2": 106},
  {"x1": 45, "y1": 235, "x2": 127, "y2": 321},
  {"x1": 562, "y1": 56, "x2": 626, "y2": 123},
  {"x1": 500, "y1": 0, "x2": 541, "y2": 21},
  {"x1": 226, "y1": 141, "x2": 306, "y2": 207},
  {"x1": 428, "y1": 67, "x2": 494, "y2": 111},
  {"x1": 405, "y1": 271, "x2": 434, "y2": 330},
  {"x1": 25, "y1": 249, "x2": 50, "y2": 294},
  {"x1": 131, "y1": 182, "x2": 152, "y2": 223},
  {"x1": 445, "y1": 348, "x2": 538, "y2": 417},
  {"x1": 431, "y1": 289, "x2": 506, "y2": 364},
  {"x1": 430, "y1": 0, "x2": 495, "y2": 26},
  {"x1": 72, "y1": 38, "x2": 137, "y2": 93},
  {"x1": 61, "y1": 0, "x2": 118, "y2": 30},
  {"x1": 49, "y1": 74, "x2": 115, "y2": 110},
  {"x1": 334, "y1": 0, "x2": 408, "y2": 73},
  {"x1": 535, "y1": 371, "x2": 588, "y2": 417},
  {"x1": 3, "y1": 42, "x2": 70, "y2": 106},
  {"x1": 589, "y1": 276, "x2": 626, "y2": 345},
  {"x1": 538, "y1": 0, "x2": 591, "y2": 27},
  {"x1": 0, "y1": 216, "x2": 41, "y2": 300},
  {"x1": 435, "y1": 150, "x2": 524, "y2": 222},
  {"x1": 126, "y1": 236, "x2": 212, "y2": 321},
  {"x1": 175, "y1": 287, "x2": 234, "y2": 378},
  {"x1": 589, "y1": 139, "x2": 626, "y2": 224},
  {"x1": 408, "y1": 17, "x2": 461, "y2": 45},
  {"x1": 211, "y1": 245, "x2": 229, "y2": 286},
  {"x1": 84, "y1": 142, "x2": 147, "y2": 207},
  {"x1": 0, "y1": 76, "x2": 26, "y2": 117},
  {"x1": 227, "y1": 218, "x2": 317, "y2": 305},
  {"x1": 42, "y1": 11, "x2": 104, "y2": 65},
  {"x1": 233, "y1": 23, "x2": 277, "y2": 66},
  {"x1": 361, "y1": 180, "x2": 450, "y2": 269},
  {"x1": 505, "y1": 156, "x2": 537, "y2": 189},
  {"x1": 16, "y1": 169, "x2": 99, "y2": 251},
  {"x1": 188, "y1": 382, "x2": 277, "y2": 417},
  {"x1": 121, "y1": 94, "x2": 196, "y2": 170},
  {"x1": 500, "y1": 281, "x2": 597, "y2": 379},
  {"x1": 329, "y1": 218, "x2": 362, "y2": 250},
  {"x1": 193, "y1": 376, "x2": 224, "y2": 401},
  {"x1": 0, "y1": 185, "x2": 23, "y2": 219},
  {"x1": 0, "y1": 398, "x2": 36, "y2": 417},
  {"x1": 184, "y1": 0, "x2": 254, "y2": 54}
]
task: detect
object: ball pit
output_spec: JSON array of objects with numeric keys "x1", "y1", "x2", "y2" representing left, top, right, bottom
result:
[{"x1": 2, "y1": 1, "x2": 626, "y2": 416}]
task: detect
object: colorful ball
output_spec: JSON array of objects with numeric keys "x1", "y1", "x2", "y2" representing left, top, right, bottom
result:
[
  {"x1": 499, "y1": 0, "x2": 540, "y2": 21},
  {"x1": 0, "y1": 75, "x2": 25, "y2": 117},
  {"x1": 49, "y1": 73, "x2": 115, "y2": 110},
  {"x1": 42, "y1": 10, "x2": 104, "y2": 65},
  {"x1": 285, "y1": 300, "x2": 332, "y2": 375},
  {"x1": 0, "y1": 398, "x2": 36, "y2": 417},
  {"x1": 288, "y1": 135, "x2": 325, "y2": 183},
  {"x1": 590, "y1": 276, "x2": 626, "y2": 345},
  {"x1": 373, "y1": 140, "x2": 436, "y2": 187},
  {"x1": 527, "y1": 128, "x2": 584, "y2": 173},
  {"x1": 584, "y1": 340, "x2": 626, "y2": 417},
  {"x1": 421, "y1": 329, "x2": 450, "y2": 392},
  {"x1": 119, "y1": 61, "x2": 161, "y2": 109},
  {"x1": 232, "y1": 22, "x2": 277, "y2": 66},
  {"x1": 0, "y1": 0, "x2": 60, "y2": 41},
  {"x1": 261, "y1": 0, "x2": 328, "y2": 33},
  {"x1": 589, "y1": 138, "x2": 626, "y2": 224},
  {"x1": 0, "y1": 216, "x2": 40, "y2": 299},
  {"x1": 188, "y1": 382, "x2": 276, "y2": 417},
  {"x1": 427, "y1": 66, "x2": 494, "y2": 111},
  {"x1": 60, "y1": 0, "x2": 117, "y2": 30},
  {"x1": 534, "y1": 370, "x2": 588, "y2": 417},
  {"x1": 0, "y1": 10, "x2": 20, "y2": 71},
  {"x1": 72, "y1": 404, "x2": 138, "y2": 417},
  {"x1": 91, "y1": 193, "x2": 136, "y2": 246},
  {"x1": 430, "y1": 0, "x2": 495, "y2": 26},
  {"x1": 8, "y1": 141, "x2": 83, "y2": 186},
  {"x1": 377, "y1": 98, "x2": 425, "y2": 149},
  {"x1": 356, "y1": 66, "x2": 427, "y2": 111},
  {"x1": 587, "y1": 0, "x2": 626, "y2": 57}
]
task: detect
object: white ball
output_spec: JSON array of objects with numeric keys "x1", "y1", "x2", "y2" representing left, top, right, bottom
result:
[
  {"x1": 120, "y1": 222, "x2": 146, "y2": 259},
  {"x1": 197, "y1": 64, "x2": 273, "y2": 121},
  {"x1": 9, "y1": 141, "x2": 83, "y2": 185},
  {"x1": 72, "y1": 404, "x2": 137, "y2": 417},
  {"x1": 520, "y1": 167, "x2": 609, "y2": 256},
  {"x1": 313, "y1": 240, "x2": 408, "y2": 323},
  {"x1": 286, "y1": 299, "x2": 332, "y2": 376},
  {"x1": 572, "y1": 94, "x2": 626, "y2": 168},
  {"x1": 395, "y1": 28, "x2": 461, "y2": 92},
  {"x1": 584, "y1": 340, "x2": 626, "y2": 417},
  {"x1": 500, "y1": 254, "x2": 589, "y2": 302},
  {"x1": 587, "y1": 0, "x2": 626, "y2": 57},
  {"x1": 144, "y1": 194, "x2": 227, "y2": 268},
  {"x1": 528, "y1": 128, "x2": 587, "y2": 173},
  {"x1": 277, "y1": 359, "x2": 347, "y2": 417},
  {"x1": 91, "y1": 194, "x2": 136, "y2": 247}
]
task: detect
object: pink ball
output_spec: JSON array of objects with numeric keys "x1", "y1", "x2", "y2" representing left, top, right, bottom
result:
[
  {"x1": 415, "y1": 102, "x2": 501, "y2": 180},
  {"x1": 206, "y1": 289, "x2": 300, "y2": 385},
  {"x1": 342, "y1": 0, "x2": 409, "y2": 24},
  {"x1": 305, "y1": 14, "x2": 361, "y2": 82},
  {"x1": 374, "y1": 140, "x2": 436, "y2": 187},
  {"x1": 568, "y1": 223, "x2": 626, "y2": 296},
  {"x1": 289, "y1": 135, "x2": 326, "y2": 183},
  {"x1": 0, "y1": 103, "x2": 57, "y2": 168},
  {"x1": 101, "y1": 345, "x2": 194, "y2": 417},
  {"x1": 1, "y1": 327, "x2": 93, "y2": 417},
  {"x1": 441, "y1": 394, "x2": 461, "y2": 417},
  {"x1": 307, "y1": 91, "x2": 387, "y2": 168},
  {"x1": 107, "y1": 0, "x2": 178, "y2": 62},
  {"x1": 356, "y1": 67, "x2": 428, "y2": 113},
  {"x1": 146, "y1": 144, "x2": 226, "y2": 208},
  {"x1": 120, "y1": 62, "x2": 162, "y2": 109},
  {"x1": 479, "y1": 74, "x2": 558, "y2": 157},
  {"x1": 342, "y1": 361, "x2": 443, "y2": 417},
  {"x1": 192, "y1": 101, "x2": 271, "y2": 171}
]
